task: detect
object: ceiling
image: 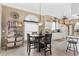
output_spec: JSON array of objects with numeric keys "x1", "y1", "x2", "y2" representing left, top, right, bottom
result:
[{"x1": 1, "y1": 3, "x2": 79, "y2": 18}]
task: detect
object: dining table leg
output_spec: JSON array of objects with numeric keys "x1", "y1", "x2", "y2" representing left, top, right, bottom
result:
[
  {"x1": 35, "y1": 37, "x2": 40, "y2": 52},
  {"x1": 38, "y1": 42, "x2": 40, "y2": 52},
  {"x1": 38, "y1": 38, "x2": 41, "y2": 52}
]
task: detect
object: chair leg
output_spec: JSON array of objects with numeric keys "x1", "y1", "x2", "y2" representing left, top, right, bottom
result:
[
  {"x1": 27, "y1": 47, "x2": 28, "y2": 52},
  {"x1": 44, "y1": 48, "x2": 46, "y2": 56},
  {"x1": 66, "y1": 43, "x2": 69, "y2": 52},
  {"x1": 50, "y1": 44, "x2": 52, "y2": 55},
  {"x1": 44, "y1": 45, "x2": 47, "y2": 56},
  {"x1": 75, "y1": 44, "x2": 78, "y2": 53},
  {"x1": 70, "y1": 43, "x2": 71, "y2": 48},
  {"x1": 73, "y1": 44, "x2": 76, "y2": 56},
  {"x1": 34, "y1": 43, "x2": 35, "y2": 49},
  {"x1": 28, "y1": 45, "x2": 30, "y2": 56},
  {"x1": 27, "y1": 44, "x2": 28, "y2": 52}
]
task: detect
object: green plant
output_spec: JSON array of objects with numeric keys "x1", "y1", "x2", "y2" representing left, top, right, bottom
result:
[{"x1": 39, "y1": 26, "x2": 43, "y2": 33}]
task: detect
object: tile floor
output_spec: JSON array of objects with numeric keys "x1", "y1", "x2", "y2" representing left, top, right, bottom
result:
[{"x1": 0, "y1": 39, "x2": 79, "y2": 56}]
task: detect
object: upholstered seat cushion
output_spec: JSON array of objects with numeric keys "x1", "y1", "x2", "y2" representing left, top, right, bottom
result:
[
  {"x1": 68, "y1": 40, "x2": 77, "y2": 44},
  {"x1": 7, "y1": 37, "x2": 15, "y2": 42},
  {"x1": 7, "y1": 43, "x2": 14, "y2": 47},
  {"x1": 16, "y1": 41, "x2": 23, "y2": 46}
]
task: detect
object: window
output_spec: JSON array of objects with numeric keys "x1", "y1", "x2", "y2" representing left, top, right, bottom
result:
[
  {"x1": 52, "y1": 22, "x2": 56, "y2": 30},
  {"x1": 45, "y1": 21, "x2": 52, "y2": 29},
  {"x1": 24, "y1": 15, "x2": 39, "y2": 41},
  {"x1": 52, "y1": 22, "x2": 60, "y2": 31}
]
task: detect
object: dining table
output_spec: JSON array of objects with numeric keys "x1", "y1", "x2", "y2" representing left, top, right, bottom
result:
[{"x1": 30, "y1": 34, "x2": 45, "y2": 52}]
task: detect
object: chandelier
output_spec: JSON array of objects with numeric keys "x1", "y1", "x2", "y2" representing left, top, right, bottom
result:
[{"x1": 60, "y1": 16, "x2": 70, "y2": 25}]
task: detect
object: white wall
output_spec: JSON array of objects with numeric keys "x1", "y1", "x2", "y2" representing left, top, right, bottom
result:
[
  {"x1": 71, "y1": 3, "x2": 79, "y2": 15},
  {"x1": 41, "y1": 3, "x2": 71, "y2": 18},
  {"x1": 0, "y1": 4, "x2": 2, "y2": 48},
  {"x1": 2, "y1": 3, "x2": 72, "y2": 18},
  {"x1": 1, "y1": 3, "x2": 40, "y2": 15}
]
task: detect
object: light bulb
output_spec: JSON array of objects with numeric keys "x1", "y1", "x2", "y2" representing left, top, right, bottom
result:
[
  {"x1": 38, "y1": 23, "x2": 42, "y2": 26},
  {"x1": 76, "y1": 22, "x2": 79, "y2": 25},
  {"x1": 18, "y1": 23, "x2": 22, "y2": 27},
  {"x1": 2, "y1": 30, "x2": 5, "y2": 33}
]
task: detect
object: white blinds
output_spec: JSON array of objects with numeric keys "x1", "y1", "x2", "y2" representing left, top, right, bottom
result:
[
  {"x1": 24, "y1": 22, "x2": 38, "y2": 41},
  {"x1": 24, "y1": 22, "x2": 38, "y2": 32}
]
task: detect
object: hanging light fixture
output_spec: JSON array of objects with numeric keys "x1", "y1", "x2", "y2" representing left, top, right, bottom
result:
[
  {"x1": 60, "y1": 16, "x2": 70, "y2": 25},
  {"x1": 64, "y1": 19, "x2": 70, "y2": 25},
  {"x1": 2, "y1": 30, "x2": 5, "y2": 33},
  {"x1": 76, "y1": 15, "x2": 79, "y2": 25},
  {"x1": 62, "y1": 16, "x2": 67, "y2": 24},
  {"x1": 38, "y1": 3, "x2": 42, "y2": 26},
  {"x1": 60, "y1": 16, "x2": 71, "y2": 35},
  {"x1": 53, "y1": 17, "x2": 57, "y2": 22},
  {"x1": 16, "y1": 21, "x2": 22, "y2": 27},
  {"x1": 38, "y1": 23, "x2": 42, "y2": 26}
]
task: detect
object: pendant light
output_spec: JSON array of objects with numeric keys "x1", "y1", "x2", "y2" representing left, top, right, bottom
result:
[
  {"x1": 60, "y1": 16, "x2": 70, "y2": 25},
  {"x1": 38, "y1": 3, "x2": 42, "y2": 26},
  {"x1": 76, "y1": 15, "x2": 79, "y2": 25}
]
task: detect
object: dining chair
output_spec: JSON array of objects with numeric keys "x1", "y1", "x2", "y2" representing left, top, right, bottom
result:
[
  {"x1": 27, "y1": 33, "x2": 37, "y2": 55},
  {"x1": 66, "y1": 37, "x2": 78, "y2": 55},
  {"x1": 40, "y1": 34, "x2": 52, "y2": 56},
  {"x1": 32, "y1": 32, "x2": 37, "y2": 35}
]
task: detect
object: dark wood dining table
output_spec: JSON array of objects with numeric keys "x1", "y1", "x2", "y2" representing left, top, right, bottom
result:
[{"x1": 30, "y1": 34, "x2": 45, "y2": 52}]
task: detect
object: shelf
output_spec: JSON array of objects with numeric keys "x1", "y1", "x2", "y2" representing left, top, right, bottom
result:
[
  {"x1": 7, "y1": 43, "x2": 14, "y2": 47},
  {"x1": 7, "y1": 36, "x2": 15, "y2": 38},
  {"x1": 16, "y1": 43, "x2": 23, "y2": 47},
  {"x1": 16, "y1": 40, "x2": 23, "y2": 42},
  {"x1": 4, "y1": 20, "x2": 24, "y2": 50},
  {"x1": 7, "y1": 41, "x2": 15, "y2": 43}
]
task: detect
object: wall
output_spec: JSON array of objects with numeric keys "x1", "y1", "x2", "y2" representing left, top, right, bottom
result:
[
  {"x1": 41, "y1": 3, "x2": 72, "y2": 18},
  {"x1": 2, "y1": 5, "x2": 41, "y2": 34},
  {"x1": 0, "y1": 4, "x2": 2, "y2": 48},
  {"x1": 2, "y1": 3, "x2": 40, "y2": 15},
  {"x1": 71, "y1": 3, "x2": 79, "y2": 15},
  {"x1": 2, "y1": 3, "x2": 72, "y2": 18}
]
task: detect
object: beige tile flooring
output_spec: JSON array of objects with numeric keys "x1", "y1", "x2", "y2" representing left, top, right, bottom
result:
[{"x1": 0, "y1": 39, "x2": 79, "y2": 56}]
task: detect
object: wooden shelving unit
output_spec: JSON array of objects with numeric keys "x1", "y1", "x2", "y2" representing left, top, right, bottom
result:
[{"x1": 5, "y1": 20, "x2": 24, "y2": 50}]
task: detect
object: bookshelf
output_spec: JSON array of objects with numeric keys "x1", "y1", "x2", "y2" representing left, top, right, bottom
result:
[{"x1": 5, "y1": 20, "x2": 24, "y2": 50}]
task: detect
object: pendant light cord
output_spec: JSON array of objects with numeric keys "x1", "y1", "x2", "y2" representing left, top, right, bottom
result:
[{"x1": 40, "y1": 3, "x2": 41, "y2": 21}]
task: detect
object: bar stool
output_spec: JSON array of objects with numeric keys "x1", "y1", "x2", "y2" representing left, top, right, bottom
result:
[{"x1": 66, "y1": 37, "x2": 78, "y2": 56}]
